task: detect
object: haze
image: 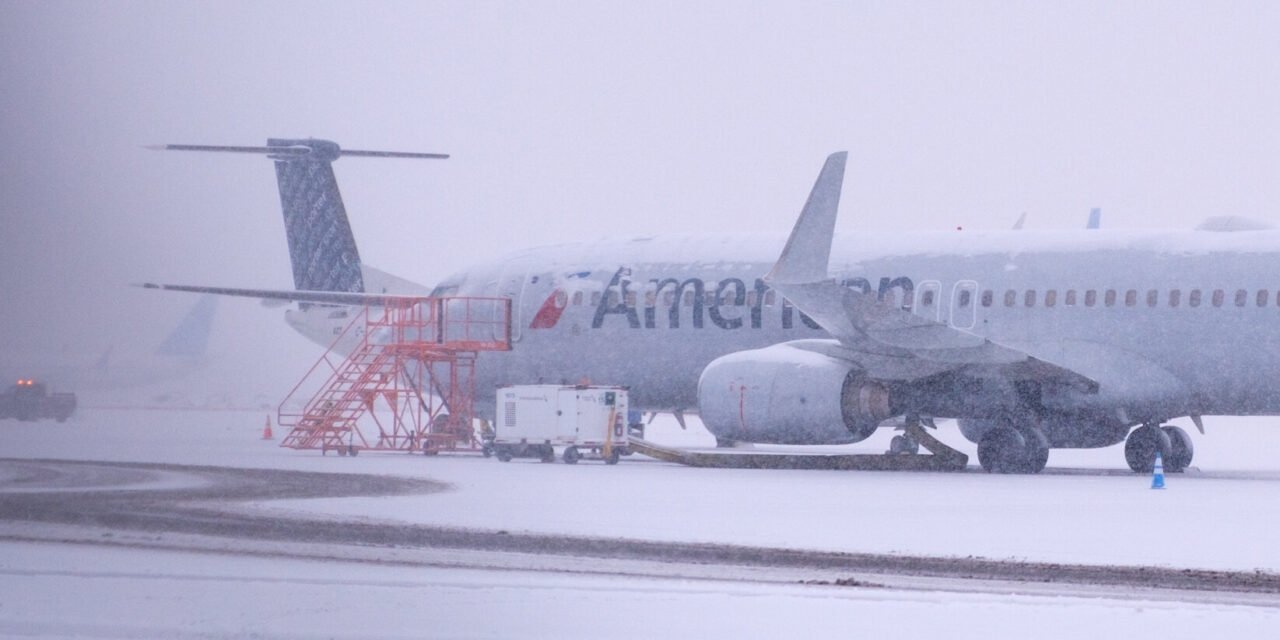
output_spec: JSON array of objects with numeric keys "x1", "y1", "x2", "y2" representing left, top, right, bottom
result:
[{"x1": 2, "y1": 1, "x2": 1279, "y2": 393}]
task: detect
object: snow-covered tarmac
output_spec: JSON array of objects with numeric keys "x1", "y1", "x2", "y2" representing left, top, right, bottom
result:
[{"x1": 3, "y1": 409, "x2": 1279, "y2": 637}]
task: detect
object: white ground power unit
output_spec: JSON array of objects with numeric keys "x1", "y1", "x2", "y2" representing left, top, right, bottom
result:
[{"x1": 494, "y1": 385, "x2": 630, "y2": 464}]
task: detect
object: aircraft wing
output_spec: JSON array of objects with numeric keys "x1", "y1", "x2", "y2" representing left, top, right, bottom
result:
[
  {"x1": 137, "y1": 282, "x2": 427, "y2": 307},
  {"x1": 765, "y1": 152, "x2": 1097, "y2": 392}
]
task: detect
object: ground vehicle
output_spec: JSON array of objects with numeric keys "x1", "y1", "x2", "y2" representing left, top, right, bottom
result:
[
  {"x1": 493, "y1": 385, "x2": 629, "y2": 464},
  {"x1": 0, "y1": 380, "x2": 77, "y2": 422}
]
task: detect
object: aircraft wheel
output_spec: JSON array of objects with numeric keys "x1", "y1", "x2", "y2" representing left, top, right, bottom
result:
[
  {"x1": 978, "y1": 427, "x2": 1026, "y2": 474},
  {"x1": 1124, "y1": 425, "x2": 1172, "y2": 473},
  {"x1": 1161, "y1": 426, "x2": 1194, "y2": 473},
  {"x1": 889, "y1": 434, "x2": 920, "y2": 455},
  {"x1": 563, "y1": 446, "x2": 580, "y2": 464},
  {"x1": 1017, "y1": 427, "x2": 1050, "y2": 474}
]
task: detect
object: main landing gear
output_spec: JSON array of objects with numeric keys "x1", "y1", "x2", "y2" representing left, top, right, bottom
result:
[
  {"x1": 977, "y1": 426, "x2": 1049, "y2": 474},
  {"x1": 1124, "y1": 424, "x2": 1194, "y2": 473}
]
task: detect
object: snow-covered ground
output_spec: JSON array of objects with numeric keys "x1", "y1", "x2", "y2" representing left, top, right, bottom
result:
[
  {"x1": 3, "y1": 408, "x2": 1280, "y2": 637},
  {"x1": 3, "y1": 541, "x2": 1275, "y2": 640}
]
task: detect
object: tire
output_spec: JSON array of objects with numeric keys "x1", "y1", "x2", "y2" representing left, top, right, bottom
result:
[
  {"x1": 496, "y1": 446, "x2": 512, "y2": 462},
  {"x1": 540, "y1": 446, "x2": 556, "y2": 463},
  {"x1": 1124, "y1": 425, "x2": 1172, "y2": 473},
  {"x1": 1161, "y1": 426, "x2": 1194, "y2": 473},
  {"x1": 1017, "y1": 428, "x2": 1050, "y2": 474},
  {"x1": 348, "y1": 446, "x2": 358, "y2": 457},
  {"x1": 889, "y1": 435, "x2": 919, "y2": 455},
  {"x1": 978, "y1": 427, "x2": 1026, "y2": 474},
  {"x1": 605, "y1": 448, "x2": 621, "y2": 465},
  {"x1": 563, "y1": 446, "x2": 580, "y2": 464}
]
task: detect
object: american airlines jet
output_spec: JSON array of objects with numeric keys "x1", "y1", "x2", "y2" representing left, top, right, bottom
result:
[{"x1": 148, "y1": 139, "x2": 1279, "y2": 475}]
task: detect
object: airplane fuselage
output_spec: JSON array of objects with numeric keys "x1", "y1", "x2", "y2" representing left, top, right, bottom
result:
[{"x1": 289, "y1": 228, "x2": 1280, "y2": 439}]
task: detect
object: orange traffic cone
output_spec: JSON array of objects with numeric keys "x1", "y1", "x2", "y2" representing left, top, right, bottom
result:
[{"x1": 262, "y1": 415, "x2": 274, "y2": 440}]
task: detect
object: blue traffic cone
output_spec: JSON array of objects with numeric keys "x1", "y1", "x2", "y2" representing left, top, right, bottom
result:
[{"x1": 1150, "y1": 451, "x2": 1166, "y2": 490}]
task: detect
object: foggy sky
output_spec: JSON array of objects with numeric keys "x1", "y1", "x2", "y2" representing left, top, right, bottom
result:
[{"x1": 3, "y1": 1, "x2": 1279, "y2": 384}]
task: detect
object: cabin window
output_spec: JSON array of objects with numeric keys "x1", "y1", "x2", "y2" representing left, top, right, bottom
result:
[
  {"x1": 1146, "y1": 290, "x2": 1158, "y2": 307},
  {"x1": 746, "y1": 291, "x2": 757, "y2": 307},
  {"x1": 981, "y1": 290, "x2": 993, "y2": 307},
  {"x1": 1190, "y1": 289, "x2": 1202, "y2": 307},
  {"x1": 644, "y1": 290, "x2": 656, "y2": 306},
  {"x1": 959, "y1": 290, "x2": 972, "y2": 308},
  {"x1": 1124, "y1": 290, "x2": 1137, "y2": 307},
  {"x1": 662, "y1": 291, "x2": 674, "y2": 306},
  {"x1": 1004, "y1": 290, "x2": 1017, "y2": 307},
  {"x1": 682, "y1": 291, "x2": 694, "y2": 306},
  {"x1": 1085, "y1": 290, "x2": 1097, "y2": 307},
  {"x1": 1235, "y1": 289, "x2": 1248, "y2": 307},
  {"x1": 1258, "y1": 290, "x2": 1269, "y2": 307},
  {"x1": 1045, "y1": 290, "x2": 1057, "y2": 307},
  {"x1": 625, "y1": 291, "x2": 637, "y2": 307},
  {"x1": 573, "y1": 291, "x2": 584, "y2": 306},
  {"x1": 591, "y1": 292, "x2": 602, "y2": 306},
  {"x1": 1065, "y1": 290, "x2": 1077, "y2": 306},
  {"x1": 1105, "y1": 290, "x2": 1117, "y2": 307},
  {"x1": 1212, "y1": 289, "x2": 1224, "y2": 307},
  {"x1": 1169, "y1": 289, "x2": 1181, "y2": 307},
  {"x1": 922, "y1": 290, "x2": 936, "y2": 306},
  {"x1": 1024, "y1": 290, "x2": 1036, "y2": 307},
  {"x1": 704, "y1": 291, "x2": 715, "y2": 305},
  {"x1": 765, "y1": 291, "x2": 776, "y2": 306}
]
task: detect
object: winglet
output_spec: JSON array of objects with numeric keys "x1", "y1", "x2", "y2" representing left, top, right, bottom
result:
[{"x1": 765, "y1": 152, "x2": 847, "y2": 284}]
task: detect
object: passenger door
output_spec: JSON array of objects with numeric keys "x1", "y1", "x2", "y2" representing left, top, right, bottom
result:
[{"x1": 949, "y1": 280, "x2": 979, "y2": 330}]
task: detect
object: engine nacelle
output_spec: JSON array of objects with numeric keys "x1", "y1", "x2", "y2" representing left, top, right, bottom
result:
[{"x1": 697, "y1": 342, "x2": 893, "y2": 444}]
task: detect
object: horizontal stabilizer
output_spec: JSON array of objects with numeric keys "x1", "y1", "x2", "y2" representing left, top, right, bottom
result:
[
  {"x1": 147, "y1": 143, "x2": 448, "y2": 160},
  {"x1": 138, "y1": 282, "x2": 427, "y2": 307}
]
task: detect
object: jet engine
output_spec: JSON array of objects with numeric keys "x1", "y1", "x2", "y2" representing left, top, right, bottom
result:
[{"x1": 697, "y1": 342, "x2": 893, "y2": 445}]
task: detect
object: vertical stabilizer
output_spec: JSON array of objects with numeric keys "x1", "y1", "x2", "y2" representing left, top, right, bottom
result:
[
  {"x1": 269, "y1": 138, "x2": 364, "y2": 293},
  {"x1": 156, "y1": 295, "x2": 218, "y2": 358}
]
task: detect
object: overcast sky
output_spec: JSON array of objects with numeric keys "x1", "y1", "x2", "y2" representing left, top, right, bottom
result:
[{"x1": 3, "y1": 1, "x2": 1279, "y2": 384}]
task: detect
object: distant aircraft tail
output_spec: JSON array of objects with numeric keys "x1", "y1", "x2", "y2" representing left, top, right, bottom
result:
[
  {"x1": 151, "y1": 139, "x2": 447, "y2": 294},
  {"x1": 155, "y1": 294, "x2": 218, "y2": 358}
]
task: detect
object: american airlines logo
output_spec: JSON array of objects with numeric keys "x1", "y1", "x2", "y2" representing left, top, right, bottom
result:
[{"x1": 530, "y1": 266, "x2": 915, "y2": 331}]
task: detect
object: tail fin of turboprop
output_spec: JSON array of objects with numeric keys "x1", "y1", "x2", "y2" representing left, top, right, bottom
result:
[{"x1": 151, "y1": 139, "x2": 447, "y2": 293}]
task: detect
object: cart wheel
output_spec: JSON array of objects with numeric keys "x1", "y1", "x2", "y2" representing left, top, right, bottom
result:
[
  {"x1": 605, "y1": 449, "x2": 621, "y2": 465},
  {"x1": 563, "y1": 446, "x2": 580, "y2": 464},
  {"x1": 496, "y1": 447, "x2": 512, "y2": 462},
  {"x1": 540, "y1": 446, "x2": 556, "y2": 463}
]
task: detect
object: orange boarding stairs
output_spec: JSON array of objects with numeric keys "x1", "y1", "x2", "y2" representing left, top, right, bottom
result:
[{"x1": 278, "y1": 297, "x2": 511, "y2": 456}]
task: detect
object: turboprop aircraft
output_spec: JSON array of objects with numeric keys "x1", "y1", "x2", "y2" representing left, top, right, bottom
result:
[{"x1": 146, "y1": 138, "x2": 1280, "y2": 474}]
